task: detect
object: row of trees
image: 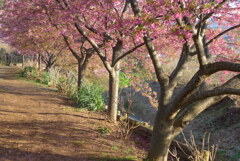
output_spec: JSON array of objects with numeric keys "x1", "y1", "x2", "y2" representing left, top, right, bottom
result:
[{"x1": 0, "y1": 0, "x2": 239, "y2": 160}]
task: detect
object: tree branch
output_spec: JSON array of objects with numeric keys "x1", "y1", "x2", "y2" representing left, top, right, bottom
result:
[
  {"x1": 173, "y1": 96, "x2": 221, "y2": 133},
  {"x1": 193, "y1": 34, "x2": 208, "y2": 67},
  {"x1": 195, "y1": 0, "x2": 228, "y2": 28},
  {"x1": 62, "y1": 35, "x2": 81, "y2": 61},
  {"x1": 144, "y1": 35, "x2": 169, "y2": 106},
  {"x1": 173, "y1": 74, "x2": 240, "y2": 131},
  {"x1": 203, "y1": 61, "x2": 240, "y2": 75},
  {"x1": 181, "y1": 87, "x2": 240, "y2": 109},
  {"x1": 205, "y1": 24, "x2": 240, "y2": 47},
  {"x1": 113, "y1": 42, "x2": 145, "y2": 66},
  {"x1": 121, "y1": 0, "x2": 130, "y2": 17},
  {"x1": 74, "y1": 23, "x2": 113, "y2": 73},
  {"x1": 169, "y1": 61, "x2": 240, "y2": 118},
  {"x1": 129, "y1": 0, "x2": 141, "y2": 16},
  {"x1": 169, "y1": 43, "x2": 190, "y2": 84}
]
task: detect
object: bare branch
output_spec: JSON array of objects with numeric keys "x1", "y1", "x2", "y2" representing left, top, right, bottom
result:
[
  {"x1": 181, "y1": 87, "x2": 240, "y2": 108},
  {"x1": 144, "y1": 35, "x2": 169, "y2": 87}
]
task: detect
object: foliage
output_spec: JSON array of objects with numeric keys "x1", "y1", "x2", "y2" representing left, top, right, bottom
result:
[
  {"x1": 1, "y1": 0, "x2": 240, "y2": 160},
  {"x1": 119, "y1": 72, "x2": 131, "y2": 88},
  {"x1": 41, "y1": 72, "x2": 50, "y2": 85},
  {"x1": 56, "y1": 75, "x2": 77, "y2": 96},
  {"x1": 35, "y1": 78, "x2": 41, "y2": 83},
  {"x1": 19, "y1": 69, "x2": 27, "y2": 77},
  {"x1": 98, "y1": 126, "x2": 110, "y2": 134},
  {"x1": 19, "y1": 66, "x2": 37, "y2": 78},
  {"x1": 71, "y1": 83, "x2": 105, "y2": 111}
]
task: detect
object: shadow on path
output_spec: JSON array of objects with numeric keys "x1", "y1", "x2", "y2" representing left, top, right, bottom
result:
[{"x1": 0, "y1": 66, "x2": 145, "y2": 160}]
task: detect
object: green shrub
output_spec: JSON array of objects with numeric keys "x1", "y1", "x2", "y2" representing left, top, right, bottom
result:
[
  {"x1": 36, "y1": 78, "x2": 41, "y2": 83},
  {"x1": 30, "y1": 68, "x2": 38, "y2": 78},
  {"x1": 56, "y1": 75, "x2": 77, "y2": 96},
  {"x1": 41, "y1": 72, "x2": 50, "y2": 85},
  {"x1": 19, "y1": 66, "x2": 37, "y2": 78},
  {"x1": 98, "y1": 126, "x2": 110, "y2": 134},
  {"x1": 72, "y1": 83, "x2": 105, "y2": 111},
  {"x1": 19, "y1": 70, "x2": 27, "y2": 77}
]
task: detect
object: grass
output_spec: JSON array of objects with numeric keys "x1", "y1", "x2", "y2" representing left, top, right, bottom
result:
[
  {"x1": 111, "y1": 145, "x2": 119, "y2": 151},
  {"x1": 231, "y1": 150, "x2": 240, "y2": 161},
  {"x1": 98, "y1": 126, "x2": 110, "y2": 134}
]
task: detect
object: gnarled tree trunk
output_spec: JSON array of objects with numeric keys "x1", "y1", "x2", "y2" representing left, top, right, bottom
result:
[{"x1": 148, "y1": 110, "x2": 175, "y2": 161}]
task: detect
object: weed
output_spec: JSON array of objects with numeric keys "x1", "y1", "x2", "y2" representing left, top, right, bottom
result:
[
  {"x1": 19, "y1": 70, "x2": 27, "y2": 77},
  {"x1": 229, "y1": 149, "x2": 240, "y2": 161},
  {"x1": 41, "y1": 72, "x2": 50, "y2": 85},
  {"x1": 116, "y1": 97, "x2": 140, "y2": 140},
  {"x1": 72, "y1": 83, "x2": 105, "y2": 111},
  {"x1": 19, "y1": 66, "x2": 37, "y2": 78},
  {"x1": 180, "y1": 132, "x2": 218, "y2": 161},
  {"x1": 98, "y1": 126, "x2": 110, "y2": 134},
  {"x1": 111, "y1": 145, "x2": 119, "y2": 151},
  {"x1": 35, "y1": 78, "x2": 41, "y2": 83}
]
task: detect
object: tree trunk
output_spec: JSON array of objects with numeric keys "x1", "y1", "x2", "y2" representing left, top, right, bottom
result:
[
  {"x1": 108, "y1": 40, "x2": 122, "y2": 122},
  {"x1": 147, "y1": 111, "x2": 175, "y2": 161},
  {"x1": 77, "y1": 55, "x2": 91, "y2": 89},
  {"x1": 108, "y1": 63, "x2": 120, "y2": 122},
  {"x1": 77, "y1": 61, "x2": 86, "y2": 89},
  {"x1": 78, "y1": 62, "x2": 84, "y2": 89},
  {"x1": 22, "y1": 55, "x2": 24, "y2": 68},
  {"x1": 45, "y1": 61, "x2": 52, "y2": 72},
  {"x1": 38, "y1": 54, "x2": 41, "y2": 71}
]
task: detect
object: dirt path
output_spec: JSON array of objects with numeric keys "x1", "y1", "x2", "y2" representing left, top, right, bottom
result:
[{"x1": 0, "y1": 66, "x2": 145, "y2": 161}]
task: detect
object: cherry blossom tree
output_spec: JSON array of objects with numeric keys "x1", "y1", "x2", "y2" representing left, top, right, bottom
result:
[
  {"x1": 51, "y1": 0, "x2": 146, "y2": 121},
  {"x1": 0, "y1": 1, "x2": 67, "y2": 71},
  {"x1": 1, "y1": 0, "x2": 239, "y2": 160},
  {"x1": 129, "y1": 0, "x2": 240, "y2": 160},
  {"x1": 0, "y1": 0, "x2": 94, "y2": 88}
]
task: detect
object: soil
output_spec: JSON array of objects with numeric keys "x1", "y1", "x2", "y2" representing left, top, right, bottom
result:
[
  {"x1": 0, "y1": 66, "x2": 146, "y2": 161},
  {"x1": 176, "y1": 100, "x2": 240, "y2": 161}
]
